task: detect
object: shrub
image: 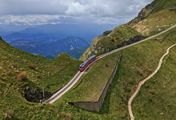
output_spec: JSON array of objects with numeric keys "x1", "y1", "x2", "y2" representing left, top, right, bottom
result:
[
  {"x1": 3, "y1": 109, "x2": 14, "y2": 119},
  {"x1": 59, "y1": 112, "x2": 73, "y2": 120},
  {"x1": 28, "y1": 64, "x2": 37, "y2": 70},
  {"x1": 17, "y1": 71, "x2": 28, "y2": 81},
  {"x1": 105, "y1": 64, "x2": 109, "y2": 67}
]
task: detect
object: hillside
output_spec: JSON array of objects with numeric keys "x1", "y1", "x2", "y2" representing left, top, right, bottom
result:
[
  {"x1": 51, "y1": 0, "x2": 176, "y2": 119},
  {"x1": 1, "y1": 0, "x2": 176, "y2": 119},
  {"x1": 54, "y1": 21, "x2": 176, "y2": 120},
  {"x1": 0, "y1": 37, "x2": 80, "y2": 119},
  {"x1": 81, "y1": 0, "x2": 176, "y2": 60}
]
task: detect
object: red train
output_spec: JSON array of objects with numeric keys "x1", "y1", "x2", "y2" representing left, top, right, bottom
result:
[{"x1": 79, "y1": 55, "x2": 96, "y2": 72}]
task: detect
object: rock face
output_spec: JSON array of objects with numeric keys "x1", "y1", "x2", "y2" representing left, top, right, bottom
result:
[
  {"x1": 129, "y1": 4, "x2": 153, "y2": 24},
  {"x1": 22, "y1": 84, "x2": 51, "y2": 102}
]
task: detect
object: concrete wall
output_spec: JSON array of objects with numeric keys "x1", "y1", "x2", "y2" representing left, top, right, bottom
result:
[
  {"x1": 70, "y1": 55, "x2": 122, "y2": 112},
  {"x1": 71, "y1": 101, "x2": 99, "y2": 112}
]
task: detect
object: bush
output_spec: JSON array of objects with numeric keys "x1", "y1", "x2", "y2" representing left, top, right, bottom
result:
[
  {"x1": 105, "y1": 64, "x2": 109, "y2": 67},
  {"x1": 17, "y1": 71, "x2": 28, "y2": 81},
  {"x1": 28, "y1": 64, "x2": 37, "y2": 70}
]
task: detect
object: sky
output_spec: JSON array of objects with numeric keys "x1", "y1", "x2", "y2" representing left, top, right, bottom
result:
[{"x1": 0, "y1": 0, "x2": 152, "y2": 25}]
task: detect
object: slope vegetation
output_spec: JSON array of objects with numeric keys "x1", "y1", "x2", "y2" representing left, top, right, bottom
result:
[
  {"x1": 133, "y1": 45, "x2": 176, "y2": 120},
  {"x1": 1, "y1": 0, "x2": 176, "y2": 119},
  {"x1": 54, "y1": 25, "x2": 176, "y2": 120},
  {"x1": 128, "y1": 43, "x2": 176, "y2": 120},
  {"x1": 52, "y1": 0, "x2": 176, "y2": 119},
  {"x1": 0, "y1": 37, "x2": 79, "y2": 119}
]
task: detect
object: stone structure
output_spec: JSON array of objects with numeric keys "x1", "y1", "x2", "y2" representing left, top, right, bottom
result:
[{"x1": 70, "y1": 56, "x2": 122, "y2": 112}]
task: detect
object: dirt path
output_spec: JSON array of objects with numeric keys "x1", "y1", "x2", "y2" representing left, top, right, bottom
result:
[{"x1": 128, "y1": 43, "x2": 176, "y2": 120}]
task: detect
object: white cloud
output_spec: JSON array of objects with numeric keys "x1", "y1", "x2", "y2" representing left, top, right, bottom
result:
[
  {"x1": 66, "y1": 2, "x2": 88, "y2": 16},
  {"x1": 0, "y1": 15, "x2": 61, "y2": 25},
  {"x1": 0, "y1": 0, "x2": 152, "y2": 25}
]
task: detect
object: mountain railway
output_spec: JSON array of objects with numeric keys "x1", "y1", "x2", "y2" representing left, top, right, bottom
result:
[{"x1": 45, "y1": 24, "x2": 176, "y2": 104}]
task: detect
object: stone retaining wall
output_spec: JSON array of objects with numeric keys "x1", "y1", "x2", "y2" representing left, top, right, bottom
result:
[{"x1": 70, "y1": 55, "x2": 122, "y2": 112}]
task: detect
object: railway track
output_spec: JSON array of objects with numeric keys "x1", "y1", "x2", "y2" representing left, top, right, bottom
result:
[{"x1": 45, "y1": 24, "x2": 176, "y2": 104}]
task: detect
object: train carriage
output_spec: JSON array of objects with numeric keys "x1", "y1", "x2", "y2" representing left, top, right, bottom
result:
[{"x1": 79, "y1": 55, "x2": 96, "y2": 72}]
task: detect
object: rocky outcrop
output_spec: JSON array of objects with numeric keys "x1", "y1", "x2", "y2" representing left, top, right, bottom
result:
[
  {"x1": 129, "y1": 4, "x2": 153, "y2": 24},
  {"x1": 22, "y1": 85, "x2": 51, "y2": 103},
  {"x1": 18, "y1": 80, "x2": 52, "y2": 103}
]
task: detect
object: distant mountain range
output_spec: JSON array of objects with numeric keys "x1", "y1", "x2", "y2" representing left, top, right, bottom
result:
[
  {"x1": 1, "y1": 23, "x2": 114, "y2": 58},
  {"x1": 10, "y1": 37, "x2": 89, "y2": 59}
]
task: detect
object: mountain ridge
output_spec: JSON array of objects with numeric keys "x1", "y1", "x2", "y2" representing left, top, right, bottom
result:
[
  {"x1": 2, "y1": 23, "x2": 114, "y2": 59},
  {"x1": 81, "y1": 0, "x2": 176, "y2": 60},
  {"x1": 10, "y1": 36, "x2": 90, "y2": 59}
]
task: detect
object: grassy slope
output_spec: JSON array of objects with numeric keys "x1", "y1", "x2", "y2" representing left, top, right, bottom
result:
[
  {"x1": 131, "y1": 0, "x2": 176, "y2": 35},
  {"x1": 0, "y1": 84, "x2": 59, "y2": 120},
  {"x1": 61, "y1": 53, "x2": 120, "y2": 102},
  {"x1": 133, "y1": 43, "x2": 176, "y2": 119},
  {"x1": 0, "y1": 37, "x2": 79, "y2": 119},
  {"x1": 81, "y1": 25, "x2": 140, "y2": 60},
  {"x1": 132, "y1": 8, "x2": 176, "y2": 35},
  {"x1": 0, "y1": 37, "x2": 80, "y2": 93},
  {"x1": 53, "y1": 28, "x2": 176, "y2": 120},
  {"x1": 0, "y1": 0, "x2": 176, "y2": 119},
  {"x1": 41, "y1": 54, "x2": 80, "y2": 93},
  {"x1": 52, "y1": 1, "x2": 176, "y2": 118},
  {"x1": 94, "y1": 25, "x2": 140, "y2": 55}
]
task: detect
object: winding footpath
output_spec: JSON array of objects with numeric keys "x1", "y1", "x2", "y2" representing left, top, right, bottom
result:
[{"x1": 128, "y1": 43, "x2": 176, "y2": 120}]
